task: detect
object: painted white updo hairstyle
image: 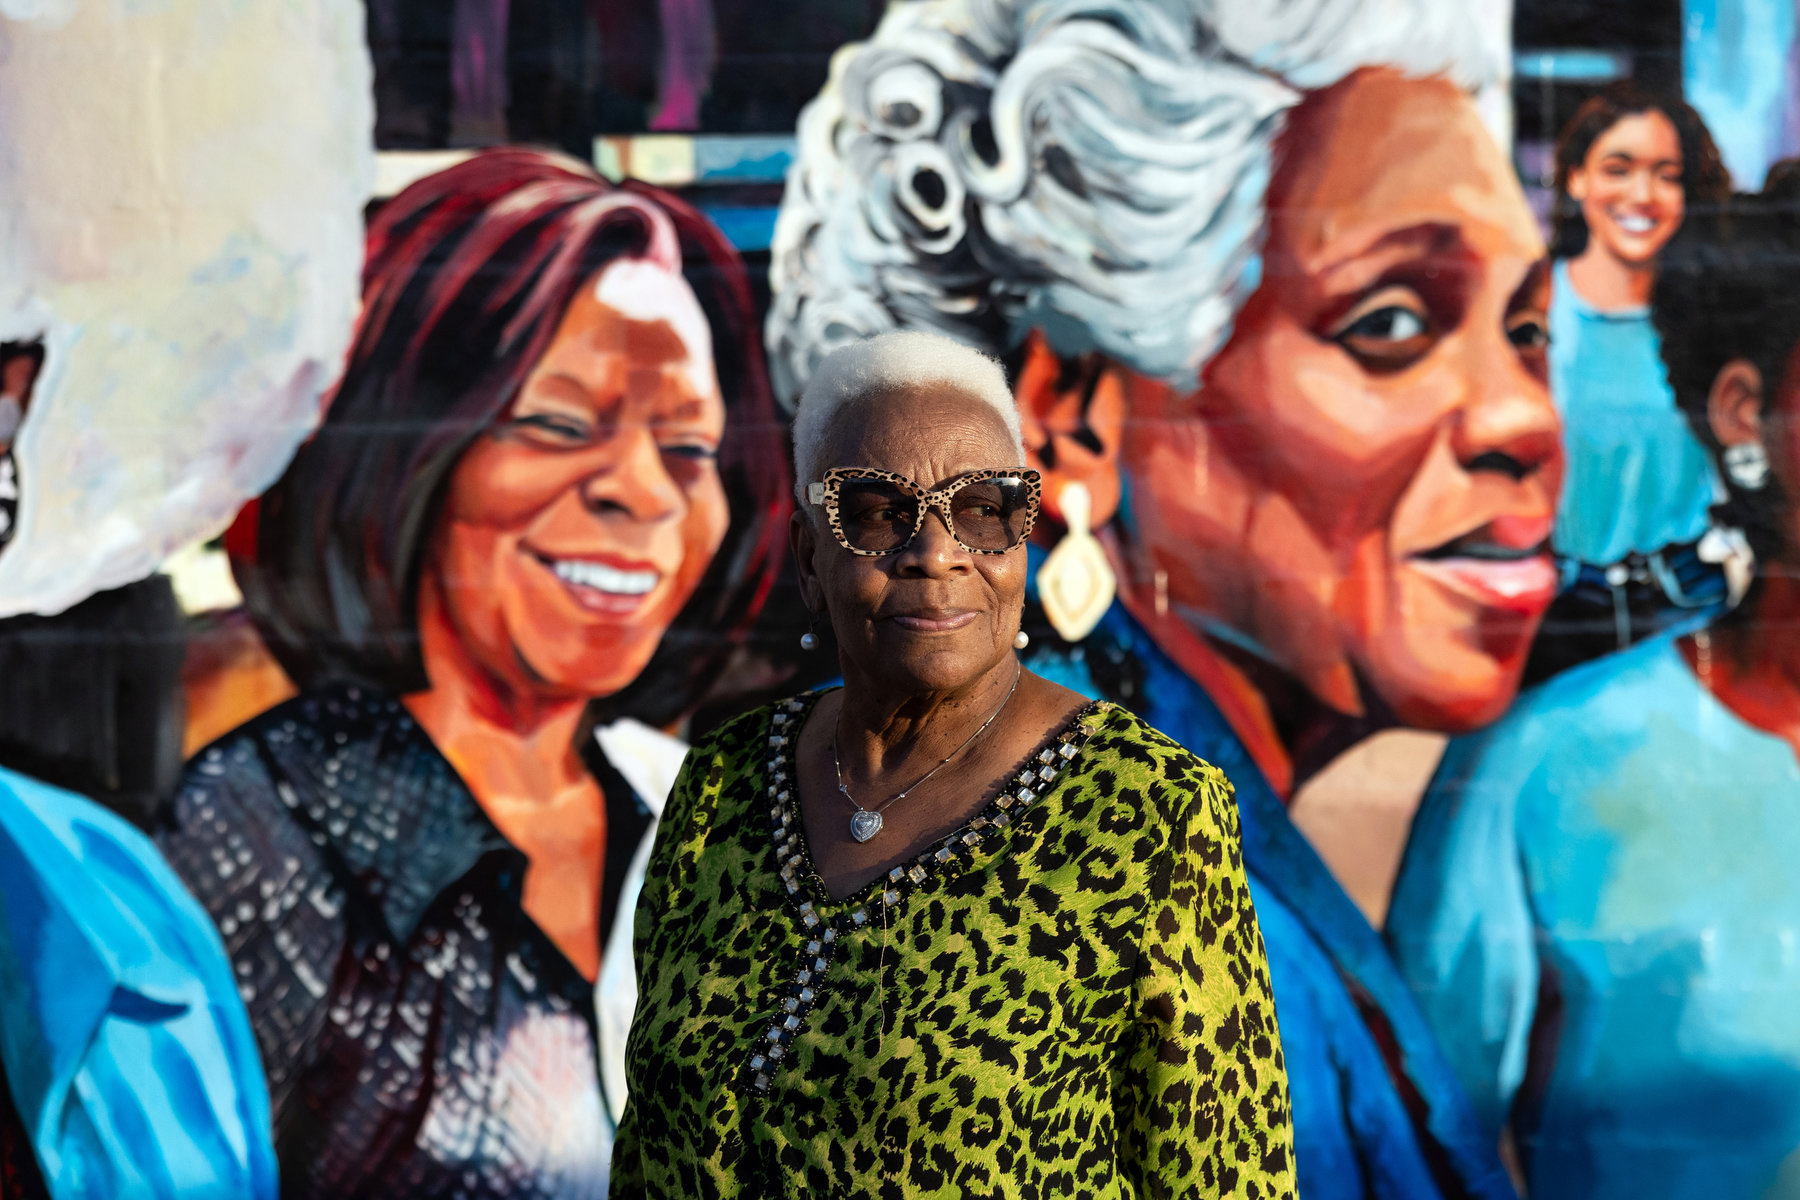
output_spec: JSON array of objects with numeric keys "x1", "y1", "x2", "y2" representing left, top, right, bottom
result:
[
  {"x1": 0, "y1": 0, "x2": 372, "y2": 616},
  {"x1": 767, "y1": 0, "x2": 1512, "y2": 406}
]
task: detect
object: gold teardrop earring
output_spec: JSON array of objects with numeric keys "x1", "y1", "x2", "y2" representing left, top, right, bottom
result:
[{"x1": 1037, "y1": 480, "x2": 1116, "y2": 642}]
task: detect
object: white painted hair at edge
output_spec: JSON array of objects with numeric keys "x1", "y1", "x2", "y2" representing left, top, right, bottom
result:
[
  {"x1": 0, "y1": 0, "x2": 374, "y2": 617},
  {"x1": 766, "y1": 0, "x2": 1513, "y2": 405}
]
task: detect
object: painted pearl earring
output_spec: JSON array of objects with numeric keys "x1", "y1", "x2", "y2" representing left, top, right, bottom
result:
[
  {"x1": 1013, "y1": 630, "x2": 1030, "y2": 651},
  {"x1": 800, "y1": 631, "x2": 819, "y2": 651}
]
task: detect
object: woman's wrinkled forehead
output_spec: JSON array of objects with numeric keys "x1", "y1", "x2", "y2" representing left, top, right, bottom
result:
[
  {"x1": 821, "y1": 385, "x2": 1023, "y2": 485},
  {"x1": 1263, "y1": 70, "x2": 1542, "y2": 281},
  {"x1": 590, "y1": 259, "x2": 717, "y2": 399}
]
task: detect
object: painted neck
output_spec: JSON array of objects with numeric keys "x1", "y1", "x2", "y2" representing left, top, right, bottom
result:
[
  {"x1": 1697, "y1": 571, "x2": 1800, "y2": 713},
  {"x1": 1566, "y1": 241, "x2": 1657, "y2": 310},
  {"x1": 403, "y1": 575, "x2": 593, "y2": 802},
  {"x1": 1113, "y1": 549, "x2": 1383, "y2": 800}
]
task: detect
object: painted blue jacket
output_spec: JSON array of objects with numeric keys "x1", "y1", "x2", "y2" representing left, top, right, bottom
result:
[
  {"x1": 1026, "y1": 596, "x2": 1513, "y2": 1200},
  {"x1": 0, "y1": 766, "x2": 277, "y2": 1200}
]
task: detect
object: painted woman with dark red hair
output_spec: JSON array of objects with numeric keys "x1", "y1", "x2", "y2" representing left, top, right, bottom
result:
[{"x1": 155, "y1": 149, "x2": 790, "y2": 1197}]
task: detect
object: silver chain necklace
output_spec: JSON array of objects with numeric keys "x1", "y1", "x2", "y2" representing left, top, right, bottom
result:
[{"x1": 832, "y1": 661, "x2": 1021, "y2": 843}]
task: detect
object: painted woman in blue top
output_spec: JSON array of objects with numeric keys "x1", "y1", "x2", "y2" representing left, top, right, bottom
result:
[
  {"x1": 1390, "y1": 168, "x2": 1800, "y2": 1198},
  {"x1": 769, "y1": 2, "x2": 1556, "y2": 1196},
  {"x1": 1527, "y1": 86, "x2": 1735, "y2": 680}
]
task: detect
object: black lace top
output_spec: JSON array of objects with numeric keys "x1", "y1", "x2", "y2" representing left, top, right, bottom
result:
[{"x1": 156, "y1": 684, "x2": 652, "y2": 1199}]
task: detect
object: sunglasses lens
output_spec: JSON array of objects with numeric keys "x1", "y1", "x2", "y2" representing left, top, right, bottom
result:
[
  {"x1": 836, "y1": 479, "x2": 920, "y2": 553},
  {"x1": 950, "y1": 476, "x2": 1034, "y2": 551}
]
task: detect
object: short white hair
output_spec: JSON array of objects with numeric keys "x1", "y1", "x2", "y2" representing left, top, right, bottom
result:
[
  {"x1": 791, "y1": 330, "x2": 1024, "y2": 503},
  {"x1": 0, "y1": 0, "x2": 372, "y2": 616},
  {"x1": 766, "y1": 0, "x2": 1510, "y2": 405}
]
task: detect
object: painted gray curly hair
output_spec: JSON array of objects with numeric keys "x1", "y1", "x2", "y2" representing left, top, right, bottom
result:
[{"x1": 767, "y1": 0, "x2": 1511, "y2": 405}]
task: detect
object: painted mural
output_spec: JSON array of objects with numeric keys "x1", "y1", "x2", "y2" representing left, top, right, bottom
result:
[{"x1": 1, "y1": 0, "x2": 1799, "y2": 1195}]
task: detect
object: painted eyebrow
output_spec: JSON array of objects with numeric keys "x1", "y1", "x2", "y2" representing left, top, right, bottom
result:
[
  {"x1": 1315, "y1": 222, "x2": 1467, "y2": 283},
  {"x1": 658, "y1": 397, "x2": 711, "y2": 423},
  {"x1": 1598, "y1": 151, "x2": 1682, "y2": 168},
  {"x1": 1507, "y1": 256, "x2": 1553, "y2": 314},
  {"x1": 527, "y1": 372, "x2": 596, "y2": 401}
]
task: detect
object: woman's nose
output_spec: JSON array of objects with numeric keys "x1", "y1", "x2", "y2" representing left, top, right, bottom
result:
[
  {"x1": 580, "y1": 423, "x2": 682, "y2": 522},
  {"x1": 1454, "y1": 337, "x2": 1561, "y2": 484},
  {"x1": 895, "y1": 502, "x2": 970, "y2": 574}
]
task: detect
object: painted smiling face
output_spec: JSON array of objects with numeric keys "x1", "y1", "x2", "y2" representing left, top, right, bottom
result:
[
  {"x1": 1568, "y1": 108, "x2": 1686, "y2": 268},
  {"x1": 426, "y1": 259, "x2": 730, "y2": 699},
  {"x1": 1118, "y1": 69, "x2": 1561, "y2": 733}
]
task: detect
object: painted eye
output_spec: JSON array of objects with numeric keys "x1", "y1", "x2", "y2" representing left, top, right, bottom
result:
[
  {"x1": 1508, "y1": 319, "x2": 1550, "y2": 351},
  {"x1": 1341, "y1": 305, "x2": 1426, "y2": 343},
  {"x1": 511, "y1": 413, "x2": 590, "y2": 442},
  {"x1": 1331, "y1": 299, "x2": 1435, "y2": 372}
]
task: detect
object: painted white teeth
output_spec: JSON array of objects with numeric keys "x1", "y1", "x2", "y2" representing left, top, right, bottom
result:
[
  {"x1": 549, "y1": 558, "x2": 658, "y2": 596},
  {"x1": 1616, "y1": 214, "x2": 1655, "y2": 234}
]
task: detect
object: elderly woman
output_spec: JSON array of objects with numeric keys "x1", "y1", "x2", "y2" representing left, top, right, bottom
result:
[
  {"x1": 1390, "y1": 172, "x2": 1800, "y2": 1199},
  {"x1": 767, "y1": 3, "x2": 1547, "y2": 1197},
  {"x1": 156, "y1": 150, "x2": 789, "y2": 1197},
  {"x1": 613, "y1": 331, "x2": 1294, "y2": 1198},
  {"x1": 766, "y1": 2, "x2": 1555, "y2": 1200}
]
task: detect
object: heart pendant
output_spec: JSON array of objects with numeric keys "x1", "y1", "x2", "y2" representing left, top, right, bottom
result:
[{"x1": 849, "y1": 810, "x2": 883, "y2": 843}]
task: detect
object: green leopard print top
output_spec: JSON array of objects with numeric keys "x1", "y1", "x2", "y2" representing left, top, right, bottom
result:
[{"x1": 612, "y1": 692, "x2": 1296, "y2": 1199}]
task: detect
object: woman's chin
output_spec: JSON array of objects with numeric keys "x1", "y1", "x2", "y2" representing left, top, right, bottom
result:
[
  {"x1": 517, "y1": 637, "x2": 664, "y2": 702},
  {"x1": 1369, "y1": 646, "x2": 1525, "y2": 735},
  {"x1": 864, "y1": 647, "x2": 1001, "y2": 696}
]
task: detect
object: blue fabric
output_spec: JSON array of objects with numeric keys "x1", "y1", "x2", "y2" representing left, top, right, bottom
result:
[
  {"x1": 1024, "y1": 585, "x2": 1512, "y2": 1200},
  {"x1": 0, "y1": 767, "x2": 276, "y2": 1200},
  {"x1": 1390, "y1": 634, "x2": 1800, "y2": 1198},
  {"x1": 1548, "y1": 260, "x2": 1720, "y2": 565},
  {"x1": 1683, "y1": 0, "x2": 1800, "y2": 189}
]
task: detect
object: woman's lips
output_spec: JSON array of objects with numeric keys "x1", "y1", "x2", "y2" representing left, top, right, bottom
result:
[
  {"x1": 529, "y1": 550, "x2": 664, "y2": 617},
  {"x1": 887, "y1": 610, "x2": 979, "y2": 633},
  {"x1": 1408, "y1": 554, "x2": 1558, "y2": 614},
  {"x1": 1408, "y1": 517, "x2": 1557, "y2": 614}
]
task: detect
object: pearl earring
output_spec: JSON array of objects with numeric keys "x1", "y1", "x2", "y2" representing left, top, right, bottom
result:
[
  {"x1": 800, "y1": 630, "x2": 819, "y2": 651},
  {"x1": 1013, "y1": 630, "x2": 1030, "y2": 651}
]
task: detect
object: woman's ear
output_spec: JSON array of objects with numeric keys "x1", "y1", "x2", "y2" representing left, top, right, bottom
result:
[
  {"x1": 789, "y1": 507, "x2": 824, "y2": 614},
  {"x1": 1709, "y1": 358, "x2": 1766, "y2": 450},
  {"x1": 1014, "y1": 329, "x2": 1126, "y2": 528},
  {"x1": 1566, "y1": 164, "x2": 1590, "y2": 204}
]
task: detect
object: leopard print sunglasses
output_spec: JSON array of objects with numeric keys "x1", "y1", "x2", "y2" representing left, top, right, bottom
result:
[{"x1": 805, "y1": 466, "x2": 1042, "y2": 556}]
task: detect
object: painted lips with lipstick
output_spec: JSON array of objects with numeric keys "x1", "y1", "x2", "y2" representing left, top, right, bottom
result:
[{"x1": 1408, "y1": 513, "x2": 1557, "y2": 615}]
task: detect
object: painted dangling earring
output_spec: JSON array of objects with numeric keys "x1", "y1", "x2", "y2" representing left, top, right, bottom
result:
[
  {"x1": 0, "y1": 449, "x2": 18, "y2": 549},
  {"x1": 800, "y1": 614, "x2": 821, "y2": 651},
  {"x1": 1013, "y1": 630, "x2": 1030, "y2": 651},
  {"x1": 1724, "y1": 442, "x2": 1770, "y2": 491},
  {"x1": 1037, "y1": 481, "x2": 1115, "y2": 642}
]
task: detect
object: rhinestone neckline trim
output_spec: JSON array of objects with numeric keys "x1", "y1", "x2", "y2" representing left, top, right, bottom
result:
[{"x1": 744, "y1": 692, "x2": 1103, "y2": 1095}]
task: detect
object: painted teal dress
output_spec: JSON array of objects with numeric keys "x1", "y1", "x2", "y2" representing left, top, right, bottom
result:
[
  {"x1": 1549, "y1": 259, "x2": 1720, "y2": 566},
  {"x1": 1390, "y1": 633, "x2": 1800, "y2": 1197}
]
